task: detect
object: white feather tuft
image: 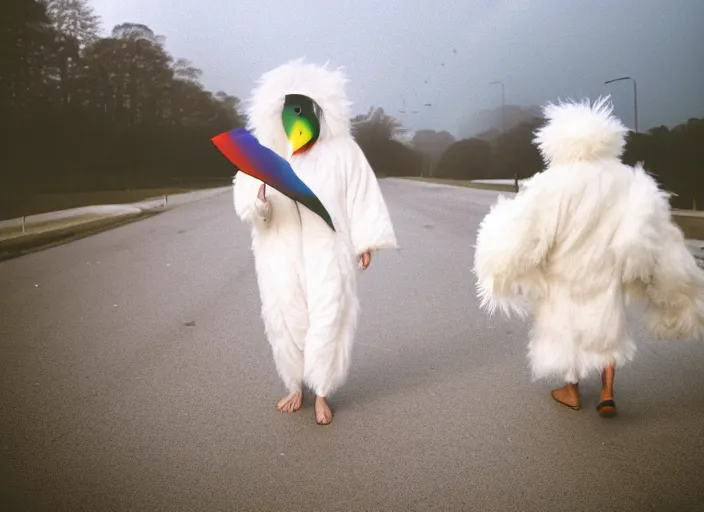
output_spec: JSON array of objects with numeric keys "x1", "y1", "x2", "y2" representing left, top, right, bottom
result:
[
  {"x1": 245, "y1": 57, "x2": 353, "y2": 158},
  {"x1": 533, "y1": 95, "x2": 629, "y2": 165}
]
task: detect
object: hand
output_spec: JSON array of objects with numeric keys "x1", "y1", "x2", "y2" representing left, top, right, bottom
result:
[
  {"x1": 255, "y1": 183, "x2": 271, "y2": 220},
  {"x1": 359, "y1": 251, "x2": 372, "y2": 270}
]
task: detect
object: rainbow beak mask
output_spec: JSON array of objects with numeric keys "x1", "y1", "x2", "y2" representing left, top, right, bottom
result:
[{"x1": 211, "y1": 128, "x2": 336, "y2": 232}]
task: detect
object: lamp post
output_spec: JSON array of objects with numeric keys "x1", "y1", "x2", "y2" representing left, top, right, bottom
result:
[
  {"x1": 490, "y1": 81, "x2": 517, "y2": 192},
  {"x1": 604, "y1": 76, "x2": 638, "y2": 133}
]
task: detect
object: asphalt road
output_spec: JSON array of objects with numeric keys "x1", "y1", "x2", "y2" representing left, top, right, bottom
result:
[{"x1": 1, "y1": 179, "x2": 703, "y2": 512}]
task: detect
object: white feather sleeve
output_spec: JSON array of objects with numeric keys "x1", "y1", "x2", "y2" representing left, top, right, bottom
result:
[
  {"x1": 472, "y1": 173, "x2": 557, "y2": 318},
  {"x1": 633, "y1": 171, "x2": 704, "y2": 341},
  {"x1": 344, "y1": 140, "x2": 398, "y2": 255}
]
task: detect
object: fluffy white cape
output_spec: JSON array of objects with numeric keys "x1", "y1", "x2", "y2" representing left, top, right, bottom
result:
[
  {"x1": 473, "y1": 96, "x2": 704, "y2": 383},
  {"x1": 233, "y1": 59, "x2": 397, "y2": 397}
]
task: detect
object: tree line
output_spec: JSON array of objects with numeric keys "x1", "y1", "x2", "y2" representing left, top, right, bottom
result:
[
  {"x1": 2, "y1": 0, "x2": 244, "y2": 196},
  {"x1": 0, "y1": 1, "x2": 420, "y2": 196},
  {"x1": 2, "y1": 1, "x2": 701, "y2": 211},
  {"x1": 346, "y1": 104, "x2": 703, "y2": 211},
  {"x1": 421, "y1": 111, "x2": 703, "y2": 210}
]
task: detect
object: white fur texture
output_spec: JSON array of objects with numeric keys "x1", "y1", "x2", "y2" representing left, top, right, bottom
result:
[
  {"x1": 233, "y1": 59, "x2": 397, "y2": 398},
  {"x1": 474, "y1": 96, "x2": 704, "y2": 383},
  {"x1": 533, "y1": 95, "x2": 629, "y2": 166},
  {"x1": 245, "y1": 57, "x2": 352, "y2": 159}
]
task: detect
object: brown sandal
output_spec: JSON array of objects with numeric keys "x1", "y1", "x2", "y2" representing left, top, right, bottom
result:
[{"x1": 596, "y1": 399, "x2": 616, "y2": 417}]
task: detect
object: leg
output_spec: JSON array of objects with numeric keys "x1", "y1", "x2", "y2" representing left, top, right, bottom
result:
[
  {"x1": 261, "y1": 306, "x2": 308, "y2": 414},
  {"x1": 270, "y1": 336, "x2": 304, "y2": 413},
  {"x1": 596, "y1": 363, "x2": 616, "y2": 417},
  {"x1": 527, "y1": 320, "x2": 582, "y2": 411},
  {"x1": 300, "y1": 225, "x2": 359, "y2": 425},
  {"x1": 303, "y1": 306, "x2": 358, "y2": 425},
  {"x1": 551, "y1": 382, "x2": 581, "y2": 410}
]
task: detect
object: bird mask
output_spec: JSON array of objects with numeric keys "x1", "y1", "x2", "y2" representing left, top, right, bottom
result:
[{"x1": 282, "y1": 93, "x2": 322, "y2": 156}]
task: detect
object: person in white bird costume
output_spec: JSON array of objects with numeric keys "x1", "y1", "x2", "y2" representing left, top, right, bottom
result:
[
  {"x1": 473, "y1": 96, "x2": 704, "y2": 417},
  {"x1": 233, "y1": 59, "x2": 397, "y2": 425}
]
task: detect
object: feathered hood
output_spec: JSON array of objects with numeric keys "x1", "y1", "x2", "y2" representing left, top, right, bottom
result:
[
  {"x1": 245, "y1": 58, "x2": 353, "y2": 157},
  {"x1": 533, "y1": 96, "x2": 629, "y2": 166}
]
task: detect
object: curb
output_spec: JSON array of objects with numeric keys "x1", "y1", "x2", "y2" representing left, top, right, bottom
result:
[
  {"x1": 0, "y1": 210, "x2": 158, "y2": 262},
  {"x1": 672, "y1": 210, "x2": 704, "y2": 218},
  {"x1": 0, "y1": 187, "x2": 232, "y2": 261}
]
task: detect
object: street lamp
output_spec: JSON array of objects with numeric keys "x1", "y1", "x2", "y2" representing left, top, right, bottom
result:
[
  {"x1": 490, "y1": 81, "x2": 517, "y2": 192},
  {"x1": 604, "y1": 76, "x2": 638, "y2": 133}
]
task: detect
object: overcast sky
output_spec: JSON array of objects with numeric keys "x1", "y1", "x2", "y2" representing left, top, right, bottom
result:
[{"x1": 91, "y1": 0, "x2": 703, "y2": 137}]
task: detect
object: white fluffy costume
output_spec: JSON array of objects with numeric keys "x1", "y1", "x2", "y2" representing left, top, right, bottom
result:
[
  {"x1": 233, "y1": 59, "x2": 397, "y2": 399},
  {"x1": 473, "y1": 96, "x2": 704, "y2": 384}
]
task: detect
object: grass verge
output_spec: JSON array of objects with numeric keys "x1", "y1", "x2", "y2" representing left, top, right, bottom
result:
[
  {"x1": 0, "y1": 211, "x2": 158, "y2": 262},
  {"x1": 400, "y1": 177, "x2": 516, "y2": 192},
  {"x1": 402, "y1": 177, "x2": 704, "y2": 240},
  {"x1": 672, "y1": 215, "x2": 704, "y2": 240},
  {"x1": 0, "y1": 184, "x2": 224, "y2": 221}
]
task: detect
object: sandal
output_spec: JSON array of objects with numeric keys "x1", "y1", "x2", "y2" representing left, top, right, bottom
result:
[{"x1": 596, "y1": 399, "x2": 616, "y2": 417}]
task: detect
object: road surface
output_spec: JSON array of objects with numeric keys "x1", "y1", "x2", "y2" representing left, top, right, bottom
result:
[{"x1": 1, "y1": 179, "x2": 703, "y2": 512}]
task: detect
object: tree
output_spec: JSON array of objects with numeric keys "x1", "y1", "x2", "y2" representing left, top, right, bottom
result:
[
  {"x1": 458, "y1": 104, "x2": 541, "y2": 139},
  {"x1": 440, "y1": 115, "x2": 544, "y2": 181},
  {"x1": 411, "y1": 129, "x2": 456, "y2": 176},
  {"x1": 491, "y1": 118, "x2": 546, "y2": 180},
  {"x1": 111, "y1": 22, "x2": 163, "y2": 44},
  {"x1": 435, "y1": 138, "x2": 494, "y2": 180},
  {"x1": 0, "y1": 12, "x2": 246, "y2": 203},
  {"x1": 352, "y1": 107, "x2": 406, "y2": 146},
  {"x1": 623, "y1": 119, "x2": 704, "y2": 209},
  {"x1": 442, "y1": 103, "x2": 703, "y2": 210},
  {"x1": 0, "y1": 0, "x2": 53, "y2": 114},
  {"x1": 43, "y1": 0, "x2": 101, "y2": 47},
  {"x1": 214, "y1": 91, "x2": 245, "y2": 128},
  {"x1": 350, "y1": 107, "x2": 415, "y2": 176},
  {"x1": 172, "y1": 58, "x2": 203, "y2": 85}
]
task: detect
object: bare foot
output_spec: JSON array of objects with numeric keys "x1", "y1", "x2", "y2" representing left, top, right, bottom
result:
[
  {"x1": 276, "y1": 391, "x2": 303, "y2": 413},
  {"x1": 315, "y1": 396, "x2": 333, "y2": 425},
  {"x1": 551, "y1": 383, "x2": 580, "y2": 410}
]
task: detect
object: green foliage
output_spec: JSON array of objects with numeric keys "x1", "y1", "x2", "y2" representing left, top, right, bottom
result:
[
  {"x1": 437, "y1": 114, "x2": 703, "y2": 210},
  {"x1": 623, "y1": 119, "x2": 704, "y2": 209},
  {"x1": 1, "y1": 0, "x2": 245, "y2": 196},
  {"x1": 435, "y1": 118, "x2": 545, "y2": 180},
  {"x1": 435, "y1": 138, "x2": 494, "y2": 179},
  {"x1": 2, "y1": 0, "x2": 699, "y2": 211},
  {"x1": 411, "y1": 130, "x2": 456, "y2": 165},
  {"x1": 351, "y1": 107, "x2": 423, "y2": 177}
]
